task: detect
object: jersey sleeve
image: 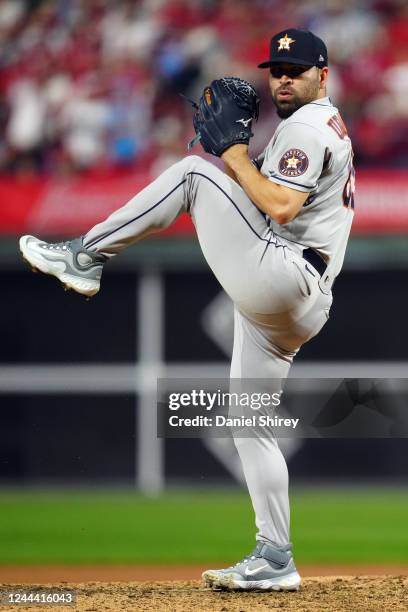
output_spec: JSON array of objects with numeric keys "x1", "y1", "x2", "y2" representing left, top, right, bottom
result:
[
  {"x1": 252, "y1": 149, "x2": 266, "y2": 171},
  {"x1": 264, "y1": 122, "x2": 325, "y2": 193}
]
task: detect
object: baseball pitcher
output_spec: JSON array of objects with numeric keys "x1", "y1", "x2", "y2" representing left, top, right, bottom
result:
[{"x1": 20, "y1": 28, "x2": 355, "y2": 592}]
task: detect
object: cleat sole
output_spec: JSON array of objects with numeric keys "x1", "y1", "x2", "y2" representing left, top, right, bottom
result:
[
  {"x1": 202, "y1": 570, "x2": 301, "y2": 592},
  {"x1": 19, "y1": 236, "x2": 100, "y2": 298}
]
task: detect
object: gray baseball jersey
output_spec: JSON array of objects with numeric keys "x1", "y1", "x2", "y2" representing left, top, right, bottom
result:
[{"x1": 254, "y1": 96, "x2": 355, "y2": 293}]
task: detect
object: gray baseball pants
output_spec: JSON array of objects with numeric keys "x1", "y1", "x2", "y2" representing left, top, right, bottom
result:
[{"x1": 84, "y1": 155, "x2": 332, "y2": 548}]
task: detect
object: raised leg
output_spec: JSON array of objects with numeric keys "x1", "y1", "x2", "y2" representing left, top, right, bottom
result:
[{"x1": 83, "y1": 155, "x2": 304, "y2": 316}]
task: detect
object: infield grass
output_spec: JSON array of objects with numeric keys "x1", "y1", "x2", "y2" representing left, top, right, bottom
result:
[{"x1": 0, "y1": 488, "x2": 407, "y2": 565}]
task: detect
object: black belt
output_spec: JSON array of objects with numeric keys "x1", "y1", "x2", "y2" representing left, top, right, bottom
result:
[{"x1": 302, "y1": 248, "x2": 327, "y2": 277}]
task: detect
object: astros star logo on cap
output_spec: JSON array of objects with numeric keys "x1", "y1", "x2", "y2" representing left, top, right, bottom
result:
[{"x1": 278, "y1": 34, "x2": 296, "y2": 51}]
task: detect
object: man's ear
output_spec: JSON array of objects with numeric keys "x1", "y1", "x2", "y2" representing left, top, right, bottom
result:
[{"x1": 319, "y1": 67, "x2": 329, "y2": 89}]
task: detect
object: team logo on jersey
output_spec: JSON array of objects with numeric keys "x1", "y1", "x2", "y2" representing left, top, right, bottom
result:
[
  {"x1": 278, "y1": 149, "x2": 309, "y2": 177},
  {"x1": 278, "y1": 34, "x2": 296, "y2": 51}
]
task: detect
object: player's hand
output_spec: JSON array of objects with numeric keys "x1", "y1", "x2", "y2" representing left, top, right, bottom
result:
[{"x1": 191, "y1": 77, "x2": 260, "y2": 157}]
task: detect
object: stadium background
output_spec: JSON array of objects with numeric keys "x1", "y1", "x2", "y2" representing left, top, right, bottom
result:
[{"x1": 0, "y1": 0, "x2": 407, "y2": 586}]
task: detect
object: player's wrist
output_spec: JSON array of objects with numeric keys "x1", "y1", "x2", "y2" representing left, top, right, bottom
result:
[{"x1": 221, "y1": 144, "x2": 249, "y2": 166}]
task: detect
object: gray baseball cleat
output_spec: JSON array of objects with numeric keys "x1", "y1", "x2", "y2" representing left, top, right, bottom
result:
[
  {"x1": 202, "y1": 541, "x2": 301, "y2": 591},
  {"x1": 19, "y1": 235, "x2": 107, "y2": 297}
]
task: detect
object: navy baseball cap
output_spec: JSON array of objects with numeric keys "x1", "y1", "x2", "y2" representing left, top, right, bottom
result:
[{"x1": 258, "y1": 28, "x2": 328, "y2": 69}]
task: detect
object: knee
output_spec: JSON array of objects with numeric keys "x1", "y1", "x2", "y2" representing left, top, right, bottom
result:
[
  {"x1": 179, "y1": 152, "x2": 226, "y2": 174},
  {"x1": 178, "y1": 154, "x2": 230, "y2": 211},
  {"x1": 185, "y1": 154, "x2": 203, "y2": 165},
  {"x1": 183, "y1": 154, "x2": 230, "y2": 192},
  {"x1": 178, "y1": 153, "x2": 220, "y2": 188},
  {"x1": 181, "y1": 154, "x2": 213, "y2": 173}
]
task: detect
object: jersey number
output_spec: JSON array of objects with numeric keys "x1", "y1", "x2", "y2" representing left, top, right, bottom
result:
[
  {"x1": 342, "y1": 161, "x2": 355, "y2": 209},
  {"x1": 328, "y1": 113, "x2": 355, "y2": 209}
]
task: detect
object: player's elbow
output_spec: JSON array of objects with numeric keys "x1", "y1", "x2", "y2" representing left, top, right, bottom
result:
[
  {"x1": 273, "y1": 209, "x2": 293, "y2": 225},
  {"x1": 270, "y1": 194, "x2": 305, "y2": 224},
  {"x1": 269, "y1": 203, "x2": 297, "y2": 225},
  {"x1": 255, "y1": 192, "x2": 293, "y2": 224},
  {"x1": 256, "y1": 198, "x2": 293, "y2": 224},
  {"x1": 261, "y1": 184, "x2": 304, "y2": 224},
  {"x1": 251, "y1": 181, "x2": 306, "y2": 224}
]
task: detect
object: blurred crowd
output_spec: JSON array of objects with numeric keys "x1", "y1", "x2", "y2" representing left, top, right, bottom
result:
[{"x1": 0, "y1": 0, "x2": 407, "y2": 177}]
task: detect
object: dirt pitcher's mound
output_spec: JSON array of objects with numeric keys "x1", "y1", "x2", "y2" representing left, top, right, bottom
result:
[{"x1": 2, "y1": 577, "x2": 408, "y2": 612}]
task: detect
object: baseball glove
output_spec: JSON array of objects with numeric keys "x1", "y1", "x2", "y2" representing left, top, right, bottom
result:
[{"x1": 187, "y1": 77, "x2": 260, "y2": 157}]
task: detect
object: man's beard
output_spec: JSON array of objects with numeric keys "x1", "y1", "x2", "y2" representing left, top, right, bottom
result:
[
  {"x1": 272, "y1": 83, "x2": 319, "y2": 118},
  {"x1": 273, "y1": 95, "x2": 304, "y2": 119}
]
